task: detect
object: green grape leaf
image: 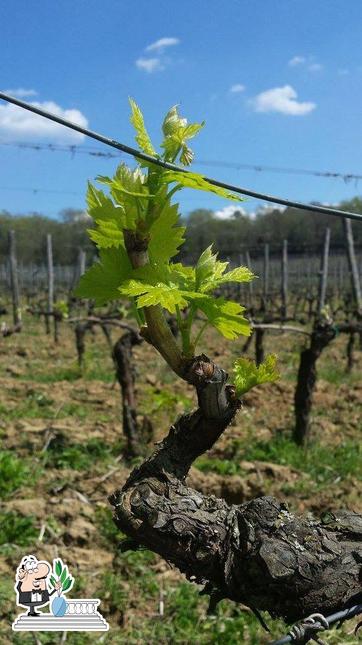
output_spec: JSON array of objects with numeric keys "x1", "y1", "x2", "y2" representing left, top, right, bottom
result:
[
  {"x1": 202, "y1": 264, "x2": 255, "y2": 292},
  {"x1": 148, "y1": 202, "x2": 185, "y2": 263},
  {"x1": 161, "y1": 136, "x2": 182, "y2": 164},
  {"x1": 169, "y1": 263, "x2": 196, "y2": 290},
  {"x1": 161, "y1": 106, "x2": 204, "y2": 165},
  {"x1": 128, "y1": 262, "x2": 171, "y2": 285},
  {"x1": 217, "y1": 266, "x2": 255, "y2": 284},
  {"x1": 233, "y1": 354, "x2": 279, "y2": 396},
  {"x1": 182, "y1": 123, "x2": 205, "y2": 140},
  {"x1": 162, "y1": 105, "x2": 187, "y2": 137},
  {"x1": 75, "y1": 247, "x2": 131, "y2": 304},
  {"x1": 87, "y1": 183, "x2": 125, "y2": 225},
  {"x1": 129, "y1": 98, "x2": 156, "y2": 156},
  {"x1": 162, "y1": 170, "x2": 243, "y2": 202},
  {"x1": 97, "y1": 175, "x2": 153, "y2": 200},
  {"x1": 55, "y1": 560, "x2": 62, "y2": 577},
  {"x1": 195, "y1": 246, "x2": 218, "y2": 289},
  {"x1": 96, "y1": 165, "x2": 151, "y2": 229},
  {"x1": 88, "y1": 220, "x2": 123, "y2": 249},
  {"x1": 193, "y1": 246, "x2": 254, "y2": 293},
  {"x1": 119, "y1": 279, "x2": 188, "y2": 314},
  {"x1": 191, "y1": 296, "x2": 251, "y2": 339},
  {"x1": 180, "y1": 144, "x2": 194, "y2": 166},
  {"x1": 54, "y1": 300, "x2": 69, "y2": 317}
]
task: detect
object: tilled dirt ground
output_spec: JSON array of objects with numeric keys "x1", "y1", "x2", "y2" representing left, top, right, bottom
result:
[{"x1": 0, "y1": 314, "x2": 361, "y2": 644}]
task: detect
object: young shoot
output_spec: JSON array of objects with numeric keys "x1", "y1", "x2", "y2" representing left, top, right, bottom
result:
[{"x1": 76, "y1": 100, "x2": 278, "y2": 391}]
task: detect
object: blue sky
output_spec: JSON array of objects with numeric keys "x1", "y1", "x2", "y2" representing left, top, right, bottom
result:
[{"x1": 1, "y1": 0, "x2": 362, "y2": 219}]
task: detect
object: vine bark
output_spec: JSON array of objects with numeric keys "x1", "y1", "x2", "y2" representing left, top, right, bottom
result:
[{"x1": 110, "y1": 355, "x2": 362, "y2": 624}]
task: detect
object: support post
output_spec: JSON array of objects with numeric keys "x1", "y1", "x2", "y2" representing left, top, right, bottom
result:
[
  {"x1": 8, "y1": 230, "x2": 21, "y2": 328},
  {"x1": 46, "y1": 234, "x2": 54, "y2": 335},
  {"x1": 317, "y1": 227, "x2": 330, "y2": 318},
  {"x1": 343, "y1": 218, "x2": 362, "y2": 317},
  {"x1": 245, "y1": 250, "x2": 253, "y2": 307},
  {"x1": 281, "y1": 239, "x2": 288, "y2": 321},
  {"x1": 78, "y1": 248, "x2": 86, "y2": 280},
  {"x1": 262, "y1": 243, "x2": 269, "y2": 310}
]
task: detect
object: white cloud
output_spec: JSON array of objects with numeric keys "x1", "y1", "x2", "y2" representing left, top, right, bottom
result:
[
  {"x1": 0, "y1": 99, "x2": 88, "y2": 141},
  {"x1": 251, "y1": 85, "x2": 316, "y2": 116},
  {"x1": 146, "y1": 37, "x2": 180, "y2": 52},
  {"x1": 214, "y1": 205, "x2": 248, "y2": 220},
  {"x1": 135, "y1": 57, "x2": 164, "y2": 73},
  {"x1": 308, "y1": 63, "x2": 323, "y2": 72},
  {"x1": 288, "y1": 56, "x2": 324, "y2": 73},
  {"x1": 258, "y1": 203, "x2": 286, "y2": 214},
  {"x1": 288, "y1": 56, "x2": 306, "y2": 67},
  {"x1": 3, "y1": 88, "x2": 38, "y2": 98},
  {"x1": 338, "y1": 68, "x2": 350, "y2": 76},
  {"x1": 230, "y1": 83, "x2": 245, "y2": 93}
]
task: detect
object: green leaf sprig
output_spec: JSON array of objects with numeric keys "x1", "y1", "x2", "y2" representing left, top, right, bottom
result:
[
  {"x1": 75, "y1": 100, "x2": 257, "y2": 359},
  {"x1": 232, "y1": 354, "x2": 279, "y2": 396},
  {"x1": 49, "y1": 558, "x2": 74, "y2": 595}
]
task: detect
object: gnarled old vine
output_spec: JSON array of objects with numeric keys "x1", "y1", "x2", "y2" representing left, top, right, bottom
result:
[
  {"x1": 74, "y1": 100, "x2": 362, "y2": 628},
  {"x1": 110, "y1": 355, "x2": 362, "y2": 623}
]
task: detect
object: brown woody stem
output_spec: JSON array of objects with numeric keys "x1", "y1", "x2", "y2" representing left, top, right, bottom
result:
[{"x1": 110, "y1": 363, "x2": 362, "y2": 623}]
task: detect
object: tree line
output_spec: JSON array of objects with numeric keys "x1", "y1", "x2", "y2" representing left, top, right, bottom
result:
[
  {"x1": 181, "y1": 197, "x2": 362, "y2": 260},
  {"x1": 1, "y1": 198, "x2": 361, "y2": 265}
]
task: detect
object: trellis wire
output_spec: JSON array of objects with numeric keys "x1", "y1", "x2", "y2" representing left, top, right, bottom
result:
[
  {"x1": 1, "y1": 91, "x2": 362, "y2": 222},
  {"x1": 269, "y1": 603, "x2": 362, "y2": 644}
]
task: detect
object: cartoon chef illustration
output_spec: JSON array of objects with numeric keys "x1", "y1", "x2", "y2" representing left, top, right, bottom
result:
[{"x1": 15, "y1": 555, "x2": 61, "y2": 616}]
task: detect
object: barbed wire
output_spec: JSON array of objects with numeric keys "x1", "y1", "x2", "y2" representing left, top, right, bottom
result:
[
  {"x1": 0, "y1": 91, "x2": 361, "y2": 222},
  {"x1": 0, "y1": 185, "x2": 82, "y2": 196},
  {"x1": 197, "y1": 159, "x2": 362, "y2": 185},
  {"x1": 0, "y1": 140, "x2": 120, "y2": 159},
  {"x1": 1, "y1": 139, "x2": 362, "y2": 185}
]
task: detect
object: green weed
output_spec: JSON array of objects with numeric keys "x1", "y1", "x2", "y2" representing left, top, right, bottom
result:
[
  {"x1": 27, "y1": 366, "x2": 82, "y2": 383},
  {"x1": 43, "y1": 437, "x2": 113, "y2": 470},
  {"x1": 95, "y1": 507, "x2": 120, "y2": 546},
  {"x1": 235, "y1": 434, "x2": 361, "y2": 483},
  {"x1": 196, "y1": 434, "x2": 361, "y2": 491},
  {"x1": 0, "y1": 451, "x2": 31, "y2": 498},
  {"x1": 142, "y1": 386, "x2": 192, "y2": 416},
  {"x1": 319, "y1": 361, "x2": 361, "y2": 386},
  {"x1": 0, "y1": 512, "x2": 38, "y2": 548},
  {"x1": 195, "y1": 457, "x2": 242, "y2": 477}
]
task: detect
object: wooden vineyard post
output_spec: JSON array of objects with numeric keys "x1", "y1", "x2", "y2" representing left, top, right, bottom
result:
[
  {"x1": 343, "y1": 217, "x2": 362, "y2": 317},
  {"x1": 262, "y1": 243, "x2": 269, "y2": 311},
  {"x1": 78, "y1": 248, "x2": 86, "y2": 280},
  {"x1": 240, "y1": 250, "x2": 254, "y2": 354},
  {"x1": 46, "y1": 233, "x2": 54, "y2": 335},
  {"x1": 252, "y1": 245, "x2": 269, "y2": 365},
  {"x1": 343, "y1": 217, "x2": 362, "y2": 368},
  {"x1": 281, "y1": 239, "x2": 288, "y2": 321},
  {"x1": 317, "y1": 227, "x2": 331, "y2": 318},
  {"x1": 73, "y1": 248, "x2": 87, "y2": 314},
  {"x1": 238, "y1": 252, "x2": 243, "y2": 301},
  {"x1": 8, "y1": 230, "x2": 21, "y2": 329},
  {"x1": 245, "y1": 250, "x2": 253, "y2": 307}
]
